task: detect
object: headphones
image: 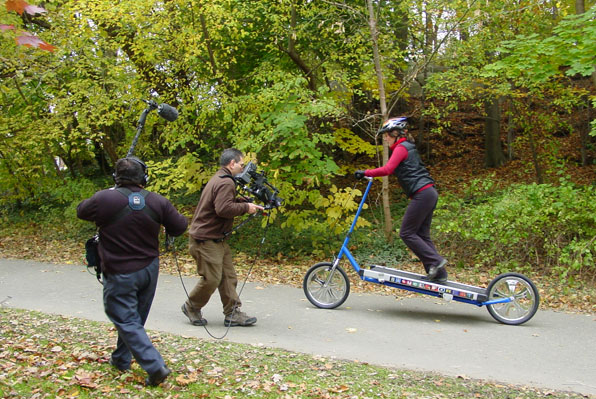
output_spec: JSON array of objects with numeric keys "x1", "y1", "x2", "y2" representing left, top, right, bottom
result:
[{"x1": 113, "y1": 156, "x2": 149, "y2": 186}]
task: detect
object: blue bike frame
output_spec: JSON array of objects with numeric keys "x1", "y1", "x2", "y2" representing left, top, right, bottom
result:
[
  {"x1": 331, "y1": 178, "x2": 374, "y2": 275},
  {"x1": 328, "y1": 177, "x2": 513, "y2": 308}
]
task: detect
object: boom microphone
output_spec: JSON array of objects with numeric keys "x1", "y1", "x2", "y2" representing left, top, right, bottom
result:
[
  {"x1": 157, "y1": 103, "x2": 178, "y2": 122},
  {"x1": 127, "y1": 100, "x2": 179, "y2": 157}
]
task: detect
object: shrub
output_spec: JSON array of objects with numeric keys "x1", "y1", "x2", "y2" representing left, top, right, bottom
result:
[{"x1": 434, "y1": 178, "x2": 596, "y2": 281}]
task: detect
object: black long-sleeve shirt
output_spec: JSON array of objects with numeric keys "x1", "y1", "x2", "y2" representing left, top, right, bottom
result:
[{"x1": 77, "y1": 185, "x2": 188, "y2": 274}]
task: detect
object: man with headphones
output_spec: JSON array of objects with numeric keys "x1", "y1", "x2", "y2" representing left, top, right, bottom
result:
[
  {"x1": 355, "y1": 117, "x2": 448, "y2": 283},
  {"x1": 77, "y1": 157, "x2": 188, "y2": 387}
]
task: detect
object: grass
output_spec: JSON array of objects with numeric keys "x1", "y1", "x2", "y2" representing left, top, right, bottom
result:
[{"x1": 0, "y1": 307, "x2": 587, "y2": 399}]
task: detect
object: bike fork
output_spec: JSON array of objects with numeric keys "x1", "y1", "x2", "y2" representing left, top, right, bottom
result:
[{"x1": 321, "y1": 258, "x2": 342, "y2": 287}]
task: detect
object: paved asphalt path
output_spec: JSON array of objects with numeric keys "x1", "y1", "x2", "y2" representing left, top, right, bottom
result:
[{"x1": 1, "y1": 258, "x2": 595, "y2": 397}]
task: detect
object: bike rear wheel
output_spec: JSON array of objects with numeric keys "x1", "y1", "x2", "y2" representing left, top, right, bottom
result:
[
  {"x1": 486, "y1": 272, "x2": 539, "y2": 325},
  {"x1": 303, "y1": 262, "x2": 350, "y2": 309}
]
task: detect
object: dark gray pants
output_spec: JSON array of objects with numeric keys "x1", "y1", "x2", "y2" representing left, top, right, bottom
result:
[
  {"x1": 103, "y1": 257, "x2": 165, "y2": 374},
  {"x1": 399, "y1": 186, "x2": 444, "y2": 272}
]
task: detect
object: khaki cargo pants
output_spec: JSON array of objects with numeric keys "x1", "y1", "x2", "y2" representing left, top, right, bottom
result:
[{"x1": 186, "y1": 238, "x2": 241, "y2": 316}]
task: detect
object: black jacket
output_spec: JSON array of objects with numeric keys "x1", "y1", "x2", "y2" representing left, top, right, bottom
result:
[
  {"x1": 392, "y1": 141, "x2": 434, "y2": 197},
  {"x1": 77, "y1": 185, "x2": 188, "y2": 274}
]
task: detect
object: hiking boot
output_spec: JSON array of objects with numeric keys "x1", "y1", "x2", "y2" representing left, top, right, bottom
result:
[
  {"x1": 224, "y1": 309, "x2": 257, "y2": 327},
  {"x1": 181, "y1": 303, "x2": 207, "y2": 326},
  {"x1": 427, "y1": 259, "x2": 447, "y2": 281}
]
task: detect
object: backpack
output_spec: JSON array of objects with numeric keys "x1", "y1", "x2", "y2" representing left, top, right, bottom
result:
[{"x1": 84, "y1": 188, "x2": 160, "y2": 284}]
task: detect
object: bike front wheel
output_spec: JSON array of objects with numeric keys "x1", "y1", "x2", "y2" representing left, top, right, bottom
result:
[
  {"x1": 303, "y1": 262, "x2": 350, "y2": 309},
  {"x1": 486, "y1": 272, "x2": 539, "y2": 325}
]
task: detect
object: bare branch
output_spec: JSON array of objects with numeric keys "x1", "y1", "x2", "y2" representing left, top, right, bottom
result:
[{"x1": 386, "y1": 0, "x2": 480, "y2": 116}]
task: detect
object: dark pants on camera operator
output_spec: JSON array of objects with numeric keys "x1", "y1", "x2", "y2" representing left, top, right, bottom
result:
[
  {"x1": 399, "y1": 186, "x2": 444, "y2": 272},
  {"x1": 103, "y1": 257, "x2": 165, "y2": 374}
]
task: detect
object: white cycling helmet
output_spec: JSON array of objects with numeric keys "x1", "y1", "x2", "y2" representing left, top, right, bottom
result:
[{"x1": 377, "y1": 117, "x2": 407, "y2": 136}]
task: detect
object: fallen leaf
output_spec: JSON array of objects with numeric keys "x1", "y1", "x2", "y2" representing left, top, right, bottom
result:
[
  {"x1": 5, "y1": 0, "x2": 27, "y2": 14},
  {"x1": 176, "y1": 374, "x2": 196, "y2": 385},
  {"x1": 329, "y1": 385, "x2": 350, "y2": 393}
]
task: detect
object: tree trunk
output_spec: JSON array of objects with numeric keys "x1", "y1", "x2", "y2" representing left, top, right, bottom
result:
[
  {"x1": 283, "y1": 5, "x2": 317, "y2": 91},
  {"x1": 395, "y1": 6, "x2": 408, "y2": 53},
  {"x1": 580, "y1": 111, "x2": 588, "y2": 166},
  {"x1": 527, "y1": 126, "x2": 544, "y2": 184},
  {"x1": 506, "y1": 97, "x2": 515, "y2": 160},
  {"x1": 417, "y1": 84, "x2": 427, "y2": 157},
  {"x1": 575, "y1": 0, "x2": 592, "y2": 165},
  {"x1": 367, "y1": 0, "x2": 393, "y2": 241},
  {"x1": 484, "y1": 97, "x2": 507, "y2": 167},
  {"x1": 199, "y1": 13, "x2": 222, "y2": 87}
]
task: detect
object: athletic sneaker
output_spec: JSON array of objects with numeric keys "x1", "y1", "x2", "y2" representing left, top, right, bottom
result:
[{"x1": 427, "y1": 259, "x2": 448, "y2": 282}]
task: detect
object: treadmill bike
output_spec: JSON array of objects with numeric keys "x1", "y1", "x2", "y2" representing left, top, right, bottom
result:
[{"x1": 303, "y1": 177, "x2": 539, "y2": 325}]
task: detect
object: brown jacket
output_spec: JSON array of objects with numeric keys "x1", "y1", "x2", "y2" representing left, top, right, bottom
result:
[{"x1": 188, "y1": 167, "x2": 249, "y2": 241}]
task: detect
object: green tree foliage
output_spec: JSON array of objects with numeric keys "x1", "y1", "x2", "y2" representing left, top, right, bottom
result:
[
  {"x1": 421, "y1": 0, "x2": 594, "y2": 181},
  {"x1": 1, "y1": 0, "x2": 594, "y2": 278},
  {"x1": 0, "y1": 0, "x2": 375, "y2": 249},
  {"x1": 485, "y1": 7, "x2": 596, "y2": 83},
  {"x1": 1, "y1": 1, "x2": 61, "y2": 207},
  {"x1": 483, "y1": 6, "x2": 596, "y2": 136}
]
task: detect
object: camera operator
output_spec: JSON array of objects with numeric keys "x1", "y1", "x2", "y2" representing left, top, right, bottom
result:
[
  {"x1": 181, "y1": 148, "x2": 263, "y2": 327},
  {"x1": 77, "y1": 157, "x2": 188, "y2": 387}
]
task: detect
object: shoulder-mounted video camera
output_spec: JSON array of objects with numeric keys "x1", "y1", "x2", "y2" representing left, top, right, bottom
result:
[{"x1": 234, "y1": 162, "x2": 283, "y2": 210}]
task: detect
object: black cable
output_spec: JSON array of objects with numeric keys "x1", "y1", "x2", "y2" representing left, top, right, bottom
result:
[{"x1": 172, "y1": 210, "x2": 271, "y2": 340}]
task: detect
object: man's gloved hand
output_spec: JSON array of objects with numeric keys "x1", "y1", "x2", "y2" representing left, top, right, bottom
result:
[{"x1": 354, "y1": 170, "x2": 365, "y2": 180}]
